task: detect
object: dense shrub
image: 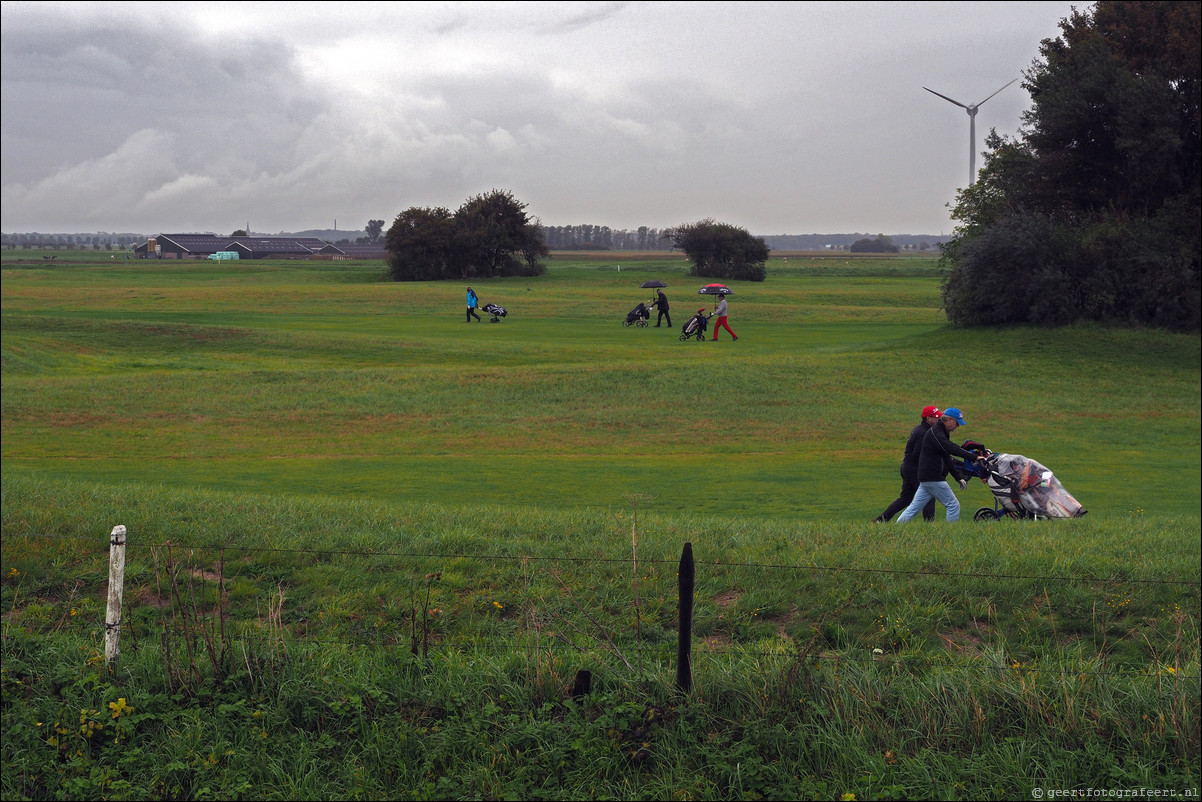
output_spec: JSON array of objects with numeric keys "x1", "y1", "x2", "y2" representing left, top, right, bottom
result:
[{"x1": 940, "y1": 1, "x2": 1200, "y2": 331}]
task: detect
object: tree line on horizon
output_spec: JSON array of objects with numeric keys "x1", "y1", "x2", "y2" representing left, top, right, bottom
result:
[{"x1": 0, "y1": 229, "x2": 945, "y2": 252}]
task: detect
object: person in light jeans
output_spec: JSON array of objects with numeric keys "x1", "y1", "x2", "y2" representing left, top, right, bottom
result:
[{"x1": 896, "y1": 407, "x2": 981, "y2": 523}]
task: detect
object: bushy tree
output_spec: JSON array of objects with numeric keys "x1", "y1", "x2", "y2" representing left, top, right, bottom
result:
[
  {"x1": 385, "y1": 190, "x2": 547, "y2": 281},
  {"x1": 849, "y1": 235, "x2": 899, "y2": 253},
  {"x1": 452, "y1": 190, "x2": 546, "y2": 278},
  {"x1": 519, "y1": 220, "x2": 551, "y2": 274},
  {"x1": 667, "y1": 219, "x2": 769, "y2": 281},
  {"x1": 941, "y1": 1, "x2": 1200, "y2": 330},
  {"x1": 365, "y1": 219, "x2": 385, "y2": 243},
  {"x1": 385, "y1": 207, "x2": 455, "y2": 281}
]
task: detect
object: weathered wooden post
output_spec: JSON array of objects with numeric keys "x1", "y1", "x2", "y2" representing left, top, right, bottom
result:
[
  {"x1": 104, "y1": 525, "x2": 127, "y2": 667},
  {"x1": 675, "y1": 542, "x2": 694, "y2": 693}
]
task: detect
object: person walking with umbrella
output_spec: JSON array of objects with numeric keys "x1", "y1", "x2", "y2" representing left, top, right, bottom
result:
[
  {"x1": 711, "y1": 293, "x2": 736, "y2": 341},
  {"x1": 640, "y1": 280, "x2": 671, "y2": 328},
  {"x1": 651, "y1": 288, "x2": 672, "y2": 327}
]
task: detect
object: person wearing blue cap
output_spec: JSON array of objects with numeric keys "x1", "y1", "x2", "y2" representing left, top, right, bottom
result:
[{"x1": 895, "y1": 407, "x2": 983, "y2": 523}]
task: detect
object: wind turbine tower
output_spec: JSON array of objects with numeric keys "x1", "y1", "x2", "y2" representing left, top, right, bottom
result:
[{"x1": 924, "y1": 78, "x2": 1018, "y2": 186}]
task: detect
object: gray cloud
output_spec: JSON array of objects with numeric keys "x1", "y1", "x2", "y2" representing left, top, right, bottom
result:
[{"x1": 2, "y1": 1, "x2": 1079, "y2": 235}]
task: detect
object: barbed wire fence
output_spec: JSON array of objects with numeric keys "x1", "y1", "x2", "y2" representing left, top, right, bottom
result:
[{"x1": 2, "y1": 527, "x2": 1199, "y2": 687}]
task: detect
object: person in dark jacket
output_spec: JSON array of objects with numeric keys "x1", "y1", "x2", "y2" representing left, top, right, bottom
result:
[
  {"x1": 872, "y1": 405, "x2": 941, "y2": 522},
  {"x1": 895, "y1": 407, "x2": 982, "y2": 523},
  {"x1": 651, "y1": 289, "x2": 671, "y2": 327}
]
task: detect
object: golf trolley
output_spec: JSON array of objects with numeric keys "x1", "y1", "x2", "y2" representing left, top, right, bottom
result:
[
  {"x1": 623, "y1": 301, "x2": 651, "y2": 327},
  {"x1": 679, "y1": 309, "x2": 713, "y2": 341},
  {"x1": 959, "y1": 441, "x2": 1086, "y2": 521}
]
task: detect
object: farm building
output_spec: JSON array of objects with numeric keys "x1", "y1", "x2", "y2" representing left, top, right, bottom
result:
[
  {"x1": 134, "y1": 234, "x2": 385, "y2": 260},
  {"x1": 315, "y1": 243, "x2": 388, "y2": 260}
]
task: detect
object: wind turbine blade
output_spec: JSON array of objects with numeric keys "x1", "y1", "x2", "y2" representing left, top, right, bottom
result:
[
  {"x1": 923, "y1": 87, "x2": 969, "y2": 109},
  {"x1": 976, "y1": 78, "x2": 1018, "y2": 106}
]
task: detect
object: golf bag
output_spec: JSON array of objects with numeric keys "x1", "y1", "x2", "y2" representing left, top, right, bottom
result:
[
  {"x1": 483, "y1": 302, "x2": 507, "y2": 323},
  {"x1": 960, "y1": 442, "x2": 1086, "y2": 520},
  {"x1": 679, "y1": 309, "x2": 713, "y2": 341},
  {"x1": 623, "y1": 301, "x2": 651, "y2": 327}
]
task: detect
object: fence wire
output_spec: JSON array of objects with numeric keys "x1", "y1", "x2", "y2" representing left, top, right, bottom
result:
[{"x1": 3, "y1": 530, "x2": 1199, "y2": 683}]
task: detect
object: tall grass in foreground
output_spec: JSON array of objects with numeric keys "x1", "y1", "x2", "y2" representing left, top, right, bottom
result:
[
  {"x1": 2, "y1": 478, "x2": 1198, "y2": 799},
  {"x1": 2, "y1": 614, "x2": 1196, "y2": 800}
]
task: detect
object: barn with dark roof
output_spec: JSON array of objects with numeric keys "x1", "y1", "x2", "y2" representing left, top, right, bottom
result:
[{"x1": 134, "y1": 234, "x2": 382, "y2": 260}]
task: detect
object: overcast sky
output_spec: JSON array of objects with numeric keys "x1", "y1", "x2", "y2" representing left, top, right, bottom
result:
[{"x1": 1, "y1": 0, "x2": 1083, "y2": 236}]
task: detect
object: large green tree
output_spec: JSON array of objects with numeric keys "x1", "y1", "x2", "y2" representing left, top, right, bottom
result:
[
  {"x1": 667, "y1": 219, "x2": 769, "y2": 282},
  {"x1": 385, "y1": 190, "x2": 547, "y2": 281},
  {"x1": 941, "y1": 0, "x2": 1200, "y2": 330},
  {"x1": 452, "y1": 190, "x2": 547, "y2": 278},
  {"x1": 385, "y1": 207, "x2": 455, "y2": 281}
]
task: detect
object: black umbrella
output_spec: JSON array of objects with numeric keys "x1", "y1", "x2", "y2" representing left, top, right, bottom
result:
[
  {"x1": 640, "y1": 280, "x2": 668, "y2": 289},
  {"x1": 698, "y1": 283, "x2": 733, "y2": 295}
]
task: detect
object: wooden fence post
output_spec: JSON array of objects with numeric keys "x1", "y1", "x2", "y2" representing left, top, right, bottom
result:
[
  {"x1": 676, "y1": 542, "x2": 694, "y2": 693},
  {"x1": 105, "y1": 525, "x2": 127, "y2": 666}
]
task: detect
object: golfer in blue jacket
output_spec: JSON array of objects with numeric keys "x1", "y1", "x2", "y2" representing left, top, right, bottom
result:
[{"x1": 466, "y1": 286, "x2": 481, "y2": 322}]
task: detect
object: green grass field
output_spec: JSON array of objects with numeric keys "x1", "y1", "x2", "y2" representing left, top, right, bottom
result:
[
  {"x1": 2, "y1": 251, "x2": 1199, "y2": 800},
  {"x1": 3, "y1": 251, "x2": 1198, "y2": 520}
]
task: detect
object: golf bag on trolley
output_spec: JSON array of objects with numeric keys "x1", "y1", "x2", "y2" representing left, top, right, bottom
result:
[
  {"x1": 482, "y1": 302, "x2": 507, "y2": 323},
  {"x1": 679, "y1": 309, "x2": 713, "y2": 341},
  {"x1": 623, "y1": 301, "x2": 651, "y2": 327},
  {"x1": 959, "y1": 441, "x2": 1086, "y2": 521}
]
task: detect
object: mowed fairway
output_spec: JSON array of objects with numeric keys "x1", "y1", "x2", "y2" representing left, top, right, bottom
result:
[{"x1": 2, "y1": 252, "x2": 1199, "y2": 521}]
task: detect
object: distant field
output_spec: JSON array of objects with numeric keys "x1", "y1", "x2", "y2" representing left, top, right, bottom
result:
[{"x1": 2, "y1": 251, "x2": 1198, "y2": 520}]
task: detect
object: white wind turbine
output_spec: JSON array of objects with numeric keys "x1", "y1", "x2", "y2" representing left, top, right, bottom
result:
[{"x1": 924, "y1": 78, "x2": 1018, "y2": 185}]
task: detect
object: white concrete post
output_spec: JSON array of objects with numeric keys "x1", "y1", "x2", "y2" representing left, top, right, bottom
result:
[{"x1": 105, "y1": 525, "x2": 127, "y2": 666}]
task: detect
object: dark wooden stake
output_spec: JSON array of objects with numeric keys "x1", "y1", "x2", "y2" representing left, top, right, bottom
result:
[
  {"x1": 676, "y1": 542, "x2": 694, "y2": 693},
  {"x1": 570, "y1": 669, "x2": 592, "y2": 701}
]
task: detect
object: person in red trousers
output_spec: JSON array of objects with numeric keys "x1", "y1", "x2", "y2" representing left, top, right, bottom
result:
[{"x1": 711, "y1": 294, "x2": 737, "y2": 341}]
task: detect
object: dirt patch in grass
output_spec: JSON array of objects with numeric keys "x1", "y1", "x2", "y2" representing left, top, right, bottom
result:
[
  {"x1": 713, "y1": 590, "x2": 740, "y2": 607},
  {"x1": 136, "y1": 586, "x2": 171, "y2": 609},
  {"x1": 939, "y1": 621, "x2": 994, "y2": 656},
  {"x1": 768, "y1": 609, "x2": 798, "y2": 639}
]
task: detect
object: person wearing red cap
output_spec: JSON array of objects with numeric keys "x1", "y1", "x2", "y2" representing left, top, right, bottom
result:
[
  {"x1": 872, "y1": 405, "x2": 941, "y2": 522},
  {"x1": 896, "y1": 407, "x2": 983, "y2": 523}
]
